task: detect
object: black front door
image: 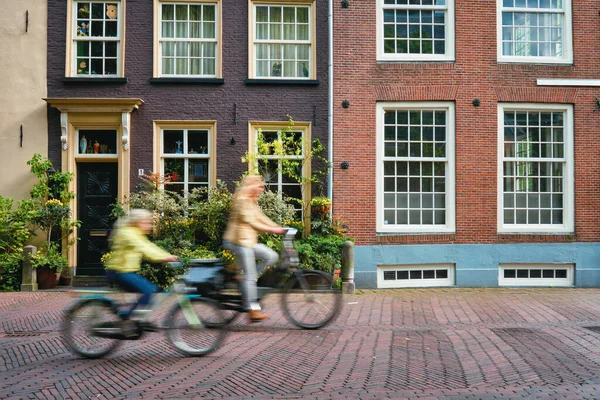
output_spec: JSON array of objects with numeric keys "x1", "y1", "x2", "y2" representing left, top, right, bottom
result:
[{"x1": 77, "y1": 163, "x2": 118, "y2": 276}]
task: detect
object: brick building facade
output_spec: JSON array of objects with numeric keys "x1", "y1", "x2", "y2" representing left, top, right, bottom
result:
[
  {"x1": 45, "y1": 0, "x2": 329, "y2": 277},
  {"x1": 333, "y1": 0, "x2": 600, "y2": 288}
]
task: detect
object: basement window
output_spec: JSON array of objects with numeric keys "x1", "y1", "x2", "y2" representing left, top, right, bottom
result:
[
  {"x1": 378, "y1": 264, "x2": 455, "y2": 288},
  {"x1": 499, "y1": 264, "x2": 574, "y2": 287}
]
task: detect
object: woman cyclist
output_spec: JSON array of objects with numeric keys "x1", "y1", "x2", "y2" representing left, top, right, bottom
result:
[{"x1": 222, "y1": 175, "x2": 287, "y2": 323}]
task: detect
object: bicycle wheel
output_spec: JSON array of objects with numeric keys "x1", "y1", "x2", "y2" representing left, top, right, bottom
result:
[
  {"x1": 62, "y1": 298, "x2": 122, "y2": 359},
  {"x1": 221, "y1": 309, "x2": 239, "y2": 325},
  {"x1": 166, "y1": 296, "x2": 226, "y2": 356},
  {"x1": 281, "y1": 270, "x2": 342, "y2": 329}
]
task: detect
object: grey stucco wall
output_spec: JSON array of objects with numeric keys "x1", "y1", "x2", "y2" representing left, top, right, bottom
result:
[
  {"x1": 47, "y1": 0, "x2": 330, "y2": 189},
  {"x1": 354, "y1": 243, "x2": 600, "y2": 288}
]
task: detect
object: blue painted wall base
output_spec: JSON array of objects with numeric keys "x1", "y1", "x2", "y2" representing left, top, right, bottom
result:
[{"x1": 354, "y1": 243, "x2": 600, "y2": 288}]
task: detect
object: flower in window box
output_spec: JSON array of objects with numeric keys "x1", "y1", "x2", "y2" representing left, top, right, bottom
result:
[{"x1": 310, "y1": 196, "x2": 331, "y2": 218}]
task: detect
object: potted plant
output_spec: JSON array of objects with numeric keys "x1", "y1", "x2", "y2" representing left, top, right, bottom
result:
[
  {"x1": 59, "y1": 265, "x2": 73, "y2": 286},
  {"x1": 310, "y1": 196, "x2": 332, "y2": 219},
  {"x1": 22, "y1": 155, "x2": 80, "y2": 289},
  {"x1": 31, "y1": 242, "x2": 68, "y2": 289},
  {"x1": 272, "y1": 62, "x2": 282, "y2": 77}
]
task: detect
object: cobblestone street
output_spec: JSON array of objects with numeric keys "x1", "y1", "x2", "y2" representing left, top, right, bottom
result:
[{"x1": 0, "y1": 288, "x2": 599, "y2": 399}]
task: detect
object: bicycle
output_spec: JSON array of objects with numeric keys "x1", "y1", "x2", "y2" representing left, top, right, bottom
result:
[
  {"x1": 62, "y1": 266, "x2": 226, "y2": 359},
  {"x1": 182, "y1": 228, "x2": 343, "y2": 329}
]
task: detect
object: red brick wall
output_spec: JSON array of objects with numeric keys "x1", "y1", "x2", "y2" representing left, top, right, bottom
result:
[{"x1": 333, "y1": 1, "x2": 600, "y2": 245}]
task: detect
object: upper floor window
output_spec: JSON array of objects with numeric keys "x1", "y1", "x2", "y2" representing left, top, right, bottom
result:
[
  {"x1": 70, "y1": 1, "x2": 123, "y2": 77},
  {"x1": 498, "y1": 0, "x2": 572, "y2": 64},
  {"x1": 249, "y1": 1, "x2": 315, "y2": 79},
  {"x1": 376, "y1": 102, "x2": 456, "y2": 233},
  {"x1": 498, "y1": 104, "x2": 573, "y2": 233},
  {"x1": 154, "y1": 122, "x2": 217, "y2": 196},
  {"x1": 377, "y1": 0, "x2": 455, "y2": 62},
  {"x1": 156, "y1": 1, "x2": 221, "y2": 77}
]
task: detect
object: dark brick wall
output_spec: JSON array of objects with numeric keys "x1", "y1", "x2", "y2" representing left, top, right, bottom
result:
[
  {"x1": 333, "y1": 0, "x2": 600, "y2": 245},
  {"x1": 47, "y1": 0, "x2": 330, "y2": 190}
]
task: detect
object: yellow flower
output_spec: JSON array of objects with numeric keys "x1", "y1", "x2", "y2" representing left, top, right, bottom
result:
[
  {"x1": 100, "y1": 252, "x2": 111, "y2": 264},
  {"x1": 221, "y1": 249, "x2": 235, "y2": 263},
  {"x1": 46, "y1": 199, "x2": 64, "y2": 207}
]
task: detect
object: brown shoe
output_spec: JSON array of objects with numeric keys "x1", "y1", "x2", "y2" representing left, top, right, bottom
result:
[{"x1": 248, "y1": 310, "x2": 270, "y2": 323}]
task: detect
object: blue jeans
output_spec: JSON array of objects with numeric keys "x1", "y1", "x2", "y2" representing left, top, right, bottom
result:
[
  {"x1": 106, "y1": 270, "x2": 158, "y2": 318},
  {"x1": 222, "y1": 241, "x2": 278, "y2": 310}
]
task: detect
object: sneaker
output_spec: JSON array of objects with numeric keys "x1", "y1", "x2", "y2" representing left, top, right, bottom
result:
[{"x1": 248, "y1": 310, "x2": 270, "y2": 323}]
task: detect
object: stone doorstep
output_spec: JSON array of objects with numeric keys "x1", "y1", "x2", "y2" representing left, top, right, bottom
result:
[{"x1": 71, "y1": 275, "x2": 110, "y2": 288}]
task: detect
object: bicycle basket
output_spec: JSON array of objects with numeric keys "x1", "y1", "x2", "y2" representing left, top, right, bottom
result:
[{"x1": 183, "y1": 259, "x2": 225, "y2": 295}]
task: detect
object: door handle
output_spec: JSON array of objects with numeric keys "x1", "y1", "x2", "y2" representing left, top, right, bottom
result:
[{"x1": 89, "y1": 231, "x2": 108, "y2": 237}]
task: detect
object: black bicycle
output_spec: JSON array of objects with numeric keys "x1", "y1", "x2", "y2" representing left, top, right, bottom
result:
[{"x1": 183, "y1": 228, "x2": 342, "y2": 329}]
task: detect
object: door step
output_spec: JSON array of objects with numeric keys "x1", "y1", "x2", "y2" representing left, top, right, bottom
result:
[{"x1": 72, "y1": 275, "x2": 110, "y2": 288}]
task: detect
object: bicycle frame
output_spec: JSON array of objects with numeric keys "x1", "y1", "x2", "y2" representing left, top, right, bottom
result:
[
  {"x1": 197, "y1": 228, "x2": 309, "y2": 310},
  {"x1": 66, "y1": 280, "x2": 203, "y2": 338}
]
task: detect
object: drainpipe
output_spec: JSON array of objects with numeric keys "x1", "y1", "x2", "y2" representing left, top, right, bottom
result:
[{"x1": 327, "y1": 0, "x2": 334, "y2": 205}]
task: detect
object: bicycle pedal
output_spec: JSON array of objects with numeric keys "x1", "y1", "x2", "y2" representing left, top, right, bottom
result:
[{"x1": 139, "y1": 321, "x2": 159, "y2": 332}]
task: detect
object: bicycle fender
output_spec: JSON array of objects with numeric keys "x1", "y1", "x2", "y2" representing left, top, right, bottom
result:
[{"x1": 65, "y1": 295, "x2": 117, "y2": 313}]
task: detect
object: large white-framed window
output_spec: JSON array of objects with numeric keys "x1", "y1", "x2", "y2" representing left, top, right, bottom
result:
[
  {"x1": 499, "y1": 264, "x2": 574, "y2": 286},
  {"x1": 154, "y1": 121, "x2": 217, "y2": 195},
  {"x1": 155, "y1": 0, "x2": 221, "y2": 78},
  {"x1": 248, "y1": 121, "x2": 311, "y2": 217},
  {"x1": 376, "y1": 0, "x2": 455, "y2": 62},
  {"x1": 69, "y1": 1, "x2": 124, "y2": 77},
  {"x1": 498, "y1": 103, "x2": 573, "y2": 233},
  {"x1": 497, "y1": 0, "x2": 572, "y2": 64},
  {"x1": 376, "y1": 102, "x2": 455, "y2": 233},
  {"x1": 378, "y1": 264, "x2": 455, "y2": 288},
  {"x1": 249, "y1": 0, "x2": 316, "y2": 79}
]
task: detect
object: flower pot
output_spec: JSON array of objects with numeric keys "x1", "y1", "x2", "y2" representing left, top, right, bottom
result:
[
  {"x1": 58, "y1": 276, "x2": 72, "y2": 286},
  {"x1": 311, "y1": 205, "x2": 331, "y2": 218},
  {"x1": 36, "y1": 266, "x2": 61, "y2": 290}
]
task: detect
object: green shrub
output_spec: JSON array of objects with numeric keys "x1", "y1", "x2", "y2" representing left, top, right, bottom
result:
[
  {"x1": 295, "y1": 234, "x2": 349, "y2": 274},
  {"x1": 0, "y1": 196, "x2": 31, "y2": 291},
  {"x1": 188, "y1": 181, "x2": 233, "y2": 251},
  {"x1": 139, "y1": 261, "x2": 185, "y2": 290}
]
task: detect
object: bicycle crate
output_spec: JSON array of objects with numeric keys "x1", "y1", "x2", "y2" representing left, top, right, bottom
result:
[{"x1": 184, "y1": 259, "x2": 226, "y2": 295}]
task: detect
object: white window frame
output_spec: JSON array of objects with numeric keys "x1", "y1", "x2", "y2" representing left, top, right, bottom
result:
[
  {"x1": 497, "y1": 103, "x2": 574, "y2": 233},
  {"x1": 248, "y1": 0, "x2": 316, "y2": 80},
  {"x1": 68, "y1": 0, "x2": 124, "y2": 77},
  {"x1": 154, "y1": 121, "x2": 217, "y2": 195},
  {"x1": 497, "y1": 0, "x2": 572, "y2": 64},
  {"x1": 376, "y1": 0, "x2": 455, "y2": 62},
  {"x1": 154, "y1": 0, "x2": 221, "y2": 78},
  {"x1": 376, "y1": 102, "x2": 456, "y2": 234},
  {"x1": 378, "y1": 264, "x2": 455, "y2": 288},
  {"x1": 499, "y1": 264, "x2": 574, "y2": 287}
]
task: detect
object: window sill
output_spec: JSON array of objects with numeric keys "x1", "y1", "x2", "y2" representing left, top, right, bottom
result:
[
  {"x1": 149, "y1": 78, "x2": 224, "y2": 84},
  {"x1": 62, "y1": 77, "x2": 128, "y2": 84},
  {"x1": 244, "y1": 79, "x2": 319, "y2": 85}
]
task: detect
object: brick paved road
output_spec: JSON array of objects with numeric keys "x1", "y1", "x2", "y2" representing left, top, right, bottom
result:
[{"x1": 0, "y1": 288, "x2": 599, "y2": 399}]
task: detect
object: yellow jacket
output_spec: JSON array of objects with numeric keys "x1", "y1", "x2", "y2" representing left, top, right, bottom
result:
[
  {"x1": 223, "y1": 195, "x2": 277, "y2": 248},
  {"x1": 105, "y1": 226, "x2": 171, "y2": 273}
]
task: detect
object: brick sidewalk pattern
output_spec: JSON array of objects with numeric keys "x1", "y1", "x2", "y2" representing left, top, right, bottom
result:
[{"x1": 0, "y1": 288, "x2": 599, "y2": 399}]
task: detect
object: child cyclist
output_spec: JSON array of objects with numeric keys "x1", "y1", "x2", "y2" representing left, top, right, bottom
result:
[{"x1": 105, "y1": 209, "x2": 178, "y2": 326}]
